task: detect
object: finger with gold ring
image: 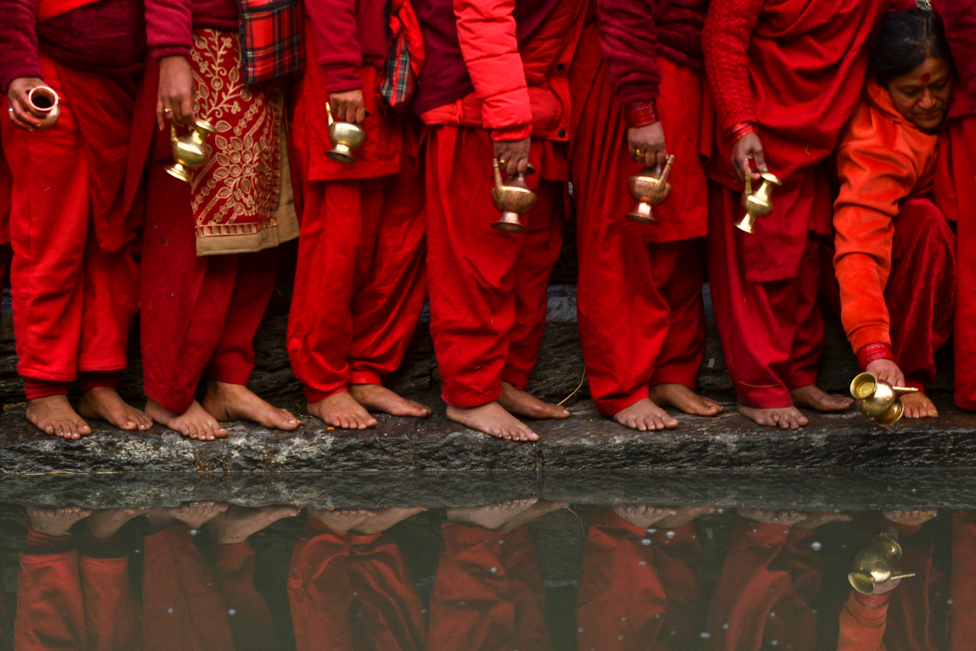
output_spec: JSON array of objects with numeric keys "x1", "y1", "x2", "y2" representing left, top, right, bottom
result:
[{"x1": 633, "y1": 147, "x2": 644, "y2": 162}]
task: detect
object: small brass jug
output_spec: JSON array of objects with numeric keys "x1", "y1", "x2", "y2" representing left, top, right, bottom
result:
[
  {"x1": 736, "y1": 172, "x2": 782, "y2": 233},
  {"x1": 848, "y1": 533, "x2": 915, "y2": 594},
  {"x1": 491, "y1": 158, "x2": 536, "y2": 233},
  {"x1": 166, "y1": 119, "x2": 217, "y2": 183},
  {"x1": 850, "y1": 372, "x2": 919, "y2": 427},
  {"x1": 325, "y1": 102, "x2": 366, "y2": 165},
  {"x1": 27, "y1": 86, "x2": 60, "y2": 128},
  {"x1": 626, "y1": 154, "x2": 675, "y2": 224}
]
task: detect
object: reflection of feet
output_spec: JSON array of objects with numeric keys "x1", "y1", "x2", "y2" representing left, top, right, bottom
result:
[
  {"x1": 499, "y1": 382, "x2": 570, "y2": 420},
  {"x1": 655, "y1": 506, "x2": 717, "y2": 529},
  {"x1": 352, "y1": 507, "x2": 428, "y2": 535},
  {"x1": 78, "y1": 387, "x2": 153, "y2": 431},
  {"x1": 26, "y1": 395, "x2": 91, "y2": 439},
  {"x1": 86, "y1": 507, "x2": 151, "y2": 539},
  {"x1": 498, "y1": 500, "x2": 569, "y2": 534},
  {"x1": 148, "y1": 502, "x2": 228, "y2": 531},
  {"x1": 614, "y1": 505, "x2": 678, "y2": 529},
  {"x1": 614, "y1": 398, "x2": 678, "y2": 431},
  {"x1": 883, "y1": 509, "x2": 937, "y2": 527},
  {"x1": 349, "y1": 384, "x2": 430, "y2": 418},
  {"x1": 307, "y1": 391, "x2": 377, "y2": 430},
  {"x1": 790, "y1": 385, "x2": 852, "y2": 412},
  {"x1": 739, "y1": 404, "x2": 808, "y2": 429},
  {"x1": 447, "y1": 402, "x2": 538, "y2": 441},
  {"x1": 901, "y1": 392, "x2": 938, "y2": 419},
  {"x1": 737, "y1": 508, "x2": 808, "y2": 526},
  {"x1": 208, "y1": 505, "x2": 300, "y2": 544},
  {"x1": 27, "y1": 506, "x2": 92, "y2": 536},
  {"x1": 446, "y1": 498, "x2": 539, "y2": 531},
  {"x1": 203, "y1": 381, "x2": 299, "y2": 430},
  {"x1": 146, "y1": 399, "x2": 228, "y2": 441},
  {"x1": 649, "y1": 384, "x2": 723, "y2": 416},
  {"x1": 307, "y1": 508, "x2": 377, "y2": 532},
  {"x1": 794, "y1": 511, "x2": 853, "y2": 530}
]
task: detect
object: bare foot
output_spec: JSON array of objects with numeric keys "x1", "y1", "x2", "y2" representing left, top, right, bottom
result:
[
  {"x1": 738, "y1": 508, "x2": 808, "y2": 527},
  {"x1": 307, "y1": 508, "x2": 377, "y2": 532},
  {"x1": 795, "y1": 511, "x2": 853, "y2": 530},
  {"x1": 446, "y1": 499, "x2": 539, "y2": 531},
  {"x1": 499, "y1": 500, "x2": 569, "y2": 534},
  {"x1": 307, "y1": 391, "x2": 377, "y2": 430},
  {"x1": 739, "y1": 404, "x2": 809, "y2": 429},
  {"x1": 648, "y1": 384, "x2": 723, "y2": 416},
  {"x1": 26, "y1": 395, "x2": 91, "y2": 439},
  {"x1": 790, "y1": 384, "x2": 853, "y2": 412},
  {"x1": 656, "y1": 506, "x2": 717, "y2": 529},
  {"x1": 145, "y1": 399, "x2": 228, "y2": 441},
  {"x1": 883, "y1": 509, "x2": 937, "y2": 526},
  {"x1": 27, "y1": 506, "x2": 92, "y2": 536},
  {"x1": 351, "y1": 507, "x2": 428, "y2": 535},
  {"x1": 207, "y1": 505, "x2": 300, "y2": 544},
  {"x1": 498, "y1": 382, "x2": 570, "y2": 419},
  {"x1": 349, "y1": 384, "x2": 431, "y2": 418},
  {"x1": 148, "y1": 501, "x2": 228, "y2": 531},
  {"x1": 446, "y1": 401, "x2": 538, "y2": 441},
  {"x1": 203, "y1": 380, "x2": 299, "y2": 430},
  {"x1": 614, "y1": 398, "x2": 678, "y2": 431},
  {"x1": 613, "y1": 505, "x2": 678, "y2": 529},
  {"x1": 900, "y1": 392, "x2": 938, "y2": 419},
  {"x1": 78, "y1": 387, "x2": 153, "y2": 431},
  {"x1": 86, "y1": 507, "x2": 151, "y2": 539}
]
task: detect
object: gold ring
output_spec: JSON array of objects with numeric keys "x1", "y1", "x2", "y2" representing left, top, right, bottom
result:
[{"x1": 499, "y1": 159, "x2": 506, "y2": 166}]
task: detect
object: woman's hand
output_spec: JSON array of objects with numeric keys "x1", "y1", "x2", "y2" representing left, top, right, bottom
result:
[
  {"x1": 731, "y1": 132, "x2": 767, "y2": 182},
  {"x1": 330, "y1": 89, "x2": 366, "y2": 125},
  {"x1": 494, "y1": 138, "x2": 531, "y2": 176},
  {"x1": 157, "y1": 56, "x2": 195, "y2": 130},
  {"x1": 866, "y1": 358, "x2": 906, "y2": 388},
  {"x1": 6, "y1": 77, "x2": 48, "y2": 132},
  {"x1": 627, "y1": 122, "x2": 667, "y2": 168}
]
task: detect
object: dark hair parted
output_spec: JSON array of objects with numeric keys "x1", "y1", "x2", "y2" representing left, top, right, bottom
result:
[{"x1": 868, "y1": 8, "x2": 954, "y2": 87}]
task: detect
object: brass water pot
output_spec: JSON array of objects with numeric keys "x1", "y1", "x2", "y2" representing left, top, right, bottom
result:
[
  {"x1": 626, "y1": 154, "x2": 675, "y2": 224},
  {"x1": 848, "y1": 533, "x2": 915, "y2": 594},
  {"x1": 491, "y1": 158, "x2": 536, "y2": 233},
  {"x1": 850, "y1": 372, "x2": 919, "y2": 426},
  {"x1": 27, "y1": 86, "x2": 60, "y2": 128},
  {"x1": 325, "y1": 102, "x2": 366, "y2": 165},
  {"x1": 166, "y1": 119, "x2": 217, "y2": 183},
  {"x1": 736, "y1": 172, "x2": 782, "y2": 233}
]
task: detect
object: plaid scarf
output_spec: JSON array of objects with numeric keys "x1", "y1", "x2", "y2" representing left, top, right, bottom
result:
[
  {"x1": 235, "y1": 0, "x2": 305, "y2": 86},
  {"x1": 379, "y1": 0, "x2": 425, "y2": 115}
]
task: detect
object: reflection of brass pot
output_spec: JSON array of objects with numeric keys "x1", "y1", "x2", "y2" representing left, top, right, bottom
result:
[
  {"x1": 326, "y1": 103, "x2": 366, "y2": 164},
  {"x1": 736, "y1": 172, "x2": 782, "y2": 233},
  {"x1": 626, "y1": 155, "x2": 675, "y2": 224},
  {"x1": 166, "y1": 119, "x2": 217, "y2": 183},
  {"x1": 27, "y1": 85, "x2": 61, "y2": 128},
  {"x1": 850, "y1": 372, "x2": 919, "y2": 426},
  {"x1": 490, "y1": 159, "x2": 536, "y2": 233},
  {"x1": 848, "y1": 533, "x2": 915, "y2": 594}
]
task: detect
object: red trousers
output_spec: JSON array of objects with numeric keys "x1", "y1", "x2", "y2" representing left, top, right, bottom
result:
[
  {"x1": 287, "y1": 161, "x2": 427, "y2": 402},
  {"x1": 426, "y1": 126, "x2": 562, "y2": 408},
  {"x1": 881, "y1": 199, "x2": 955, "y2": 389},
  {"x1": 141, "y1": 162, "x2": 277, "y2": 413},
  {"x1": 707, "y1": 180, "x2": 827, "y2": 408},
  {"x1": 1, "y1": 57, "x2": 138, "y2": 387}
]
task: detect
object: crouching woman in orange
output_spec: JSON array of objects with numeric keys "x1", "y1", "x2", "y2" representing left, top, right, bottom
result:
[{"x1": 833, "y1": 8, "x2": 957, "y2": 420}]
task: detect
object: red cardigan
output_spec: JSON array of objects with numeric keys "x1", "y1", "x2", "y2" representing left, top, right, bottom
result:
[{"x1": 304, "y1": 0, "x2": 389, "y2": 93}]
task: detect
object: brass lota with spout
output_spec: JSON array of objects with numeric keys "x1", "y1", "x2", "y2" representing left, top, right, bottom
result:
[
  {"x1": 27, "y1": 86, "x2": 61, "y2": 129},
  {"x1": 325, "y1": 102, "x2": 366, "y2": 165},
  {"x1": 850, "y1": 372, "x2": 919, "y2": 427},
  {"x1": 490, "y1": 159, "x2": 536, "y2": 233},
  {"x1": 626, "y1": 154, "x2": 675, "y2": 224},
  {"x1": 736, "y1": 171, "x2": 782, "y2": 233},
  {"x1": 848, "y1": 533, "x2": 916, "y2": 594},
  {"x1": 166, "y1": 118, "x2": 217, "y2": 183}
]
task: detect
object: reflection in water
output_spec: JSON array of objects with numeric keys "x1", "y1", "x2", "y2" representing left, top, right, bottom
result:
[{"x1": 5, "y1": 500, "x2": 976, "y2": 650}]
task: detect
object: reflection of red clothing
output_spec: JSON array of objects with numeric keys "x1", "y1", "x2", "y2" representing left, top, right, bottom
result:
[
  {"x1": 704, "y1": 518, "x2": 820, "y2": 651},
  {"x1": 577, "y1": 511, "x2": 702, "y2": 650},
  {"x1": 837, "y1": 591, "x2": 890, "y2": 651},
  {"x1": 14, "y1": 531, "x2": 138, "y2": 651},
  {"x1": 429, "y1": 523, "x2": 549, "y2": 651},
  {"x1": 288, "y1": 520, "x2": 426, "y2": 651},
  {"x1": 949, "y1": 512, "x2": 976, "y2": 650}
]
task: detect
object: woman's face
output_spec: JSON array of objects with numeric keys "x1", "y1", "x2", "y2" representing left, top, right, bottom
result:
[{"x1": 887, "y1": 56, "x2": 954, "y2": 131}]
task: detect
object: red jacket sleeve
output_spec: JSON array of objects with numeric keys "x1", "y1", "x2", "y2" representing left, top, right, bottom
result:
[
  {"x1": 305, "y1": 0, "x2": 364, "y2": 92},
  {"x1": 701, "y1": 0, "x2": 763, "y2": 134},
  {"x1": 596, "y1": 0, "x2": 661, "y2": 126},
  {"x1": 0, "y1": 0, "x2": 41, "y2": 92},
  {"x1": 144, "y1": 0, "x2": 194, "y2": 59},
  {"x1": 837, "y1": 591, "x2": 889, "y2": 651},
  {"x1": 453, "y1": 0, "x2": 533, "y2": 140}
]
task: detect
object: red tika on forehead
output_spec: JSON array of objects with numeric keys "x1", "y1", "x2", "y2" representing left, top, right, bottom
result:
[{"x1": 921, "y1": 72, "x2": 932, "y2": 82}]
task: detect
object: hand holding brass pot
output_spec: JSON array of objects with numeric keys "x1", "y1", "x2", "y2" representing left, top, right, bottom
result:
[
  {"x1": 850, "y1": 372, "x2": 919, "y2": 427},
  {"x1": 491, "y1": 158, "x2": 536, "y2": 233},
  {"x1": 736, "y1": 171, "x2": 782, "y2": 233},
  {"x1": 27, "y1": 86, "x2": 60, "y2": 129},
  {"x1": 166, "y1": 118, "x2": 217, "y2": 183},
  {"x1": 848, "y1": 533, "x2": 915, "y2": 594},
  {"x1": 325, "y1": 102, "x2": 366, "y2": 165},
  {"x1": 627, "y1": 154, "x2": 675, "y2": 224}
]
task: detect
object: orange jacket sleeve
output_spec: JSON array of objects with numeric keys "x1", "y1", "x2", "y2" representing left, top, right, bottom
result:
[{"x1": 837, "y1": 591, "x2": 889, "y2": 651}]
